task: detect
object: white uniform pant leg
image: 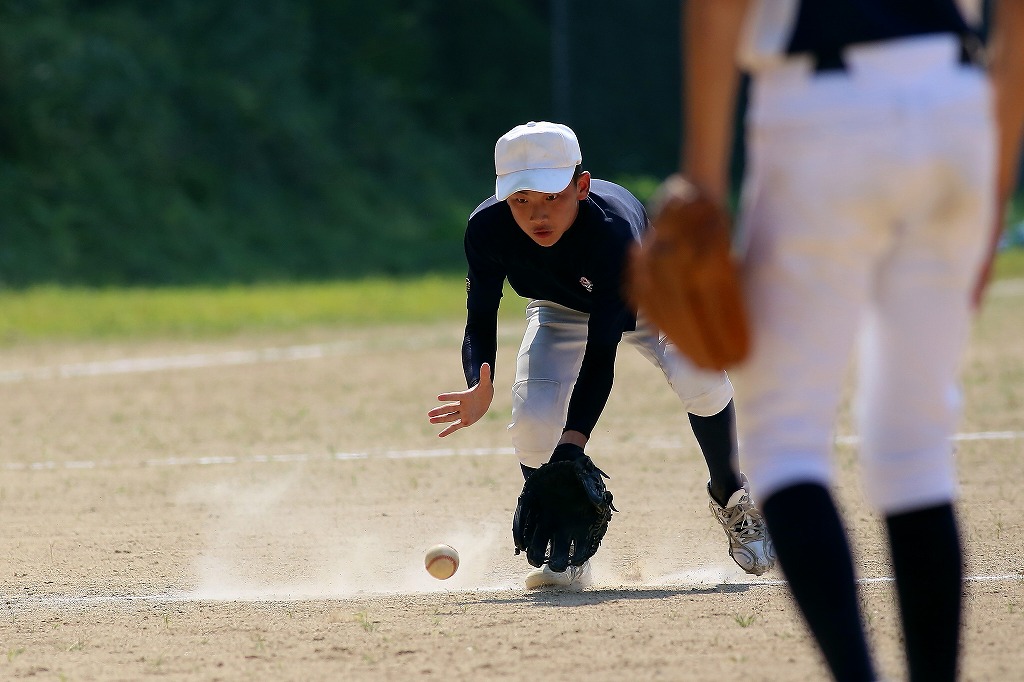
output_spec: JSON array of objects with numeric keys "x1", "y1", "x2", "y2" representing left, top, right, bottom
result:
[
  {"x1": 732, "y1": 161, "x2": 873, "y2": 502},
  {"x1": 508, "y1": 301, "x2": 589, "y2": 469},
  {"x1": 737, "y1": 40, "x2": 994, "y2": 511},
  {"x1": 856, "y1": 94, "x2": 994, "y2": 514},
  {"x1": 623, "y1": 317, "x2": 734, "y2": 417}
]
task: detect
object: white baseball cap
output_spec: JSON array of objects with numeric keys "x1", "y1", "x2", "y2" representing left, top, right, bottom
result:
[{"x1": 494, "y1": 121, "x2": 582, "y2": 201}]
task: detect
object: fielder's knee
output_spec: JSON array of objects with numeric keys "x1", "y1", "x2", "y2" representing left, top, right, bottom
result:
[
  {"x1": 508, "y1": 379, "x2": 564, "y2": 469},
  {"x1": 678, "y1": 379, "x2": 735, "y2": 418},
  {"x1": 509, "y1": 417, "x2": 560, "y2": 468}
]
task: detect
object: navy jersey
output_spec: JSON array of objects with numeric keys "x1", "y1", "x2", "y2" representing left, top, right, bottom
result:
[
  {"x1": 460, "y1": 179, "x2": 648, "y2": 437},
  {"x1": 739, "y1": 0, "x2": 982, "y2": 71},
  {"x1": 465, "y1": 179, "x2": 646, "y2": 336}
]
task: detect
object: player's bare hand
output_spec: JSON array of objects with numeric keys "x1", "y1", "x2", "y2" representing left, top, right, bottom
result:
[{"x1": 428, "y1": 363, "x2": 495, "y2": 437}]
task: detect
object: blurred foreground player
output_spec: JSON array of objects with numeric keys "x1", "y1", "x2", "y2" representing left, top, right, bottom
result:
[{"x1": 672, "y1": 1, "x2": 1024, "y2": 680}]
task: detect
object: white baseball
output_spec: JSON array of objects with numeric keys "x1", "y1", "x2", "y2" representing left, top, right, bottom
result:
[{"x1": 424, "y1": 543, "x2": 459, "y2": 580}]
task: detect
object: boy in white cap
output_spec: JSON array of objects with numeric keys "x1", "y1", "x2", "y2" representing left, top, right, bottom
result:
[{"x1": 428, "y1": 121, "x2": 774, "y2": 587}]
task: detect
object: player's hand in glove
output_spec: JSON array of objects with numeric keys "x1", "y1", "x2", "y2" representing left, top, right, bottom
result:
[
  {"x1": 512, "y1": 443, "x2": 616, "y2": 571},
  {"x1": 626, "y1": 175, "x2": 751, "y2": 371}
]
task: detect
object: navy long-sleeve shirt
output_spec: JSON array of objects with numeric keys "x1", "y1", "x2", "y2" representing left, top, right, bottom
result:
[{"x1": 461, "y1": 179, "x2": 648, "y2": 438}]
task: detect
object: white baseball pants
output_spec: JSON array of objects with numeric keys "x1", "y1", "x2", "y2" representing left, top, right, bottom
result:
[
  {"x1": 508, "y1": 300, "x2": 735, "y2": 468},
  {"x1": 735, "y1": 35, "x2": 996, "y2": 514}
]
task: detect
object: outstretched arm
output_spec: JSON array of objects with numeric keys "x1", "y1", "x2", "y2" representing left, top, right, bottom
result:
[{"x1": 428, "y1": 281, "x2": 499, "y2": 438}]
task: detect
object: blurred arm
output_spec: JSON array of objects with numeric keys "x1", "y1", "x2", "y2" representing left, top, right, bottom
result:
[
  {"x1": 680, "y1": 0, "x2": 751, "y2": 204},
  {"x1": 990, "y1": 0, "x2": 1024, "y2": 202},
  {"x1": 973, "y1": 0, "x2": 1024, "y2": 307}
]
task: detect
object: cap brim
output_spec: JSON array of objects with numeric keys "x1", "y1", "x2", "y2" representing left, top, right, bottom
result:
[{"x1": 495, "y1": 167, "x2": 575, "y2": 201}]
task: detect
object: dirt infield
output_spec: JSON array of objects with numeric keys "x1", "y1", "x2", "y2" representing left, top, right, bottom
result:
[{"x1": 2, "y1": 287, "x2": 1023, "y2": 681}]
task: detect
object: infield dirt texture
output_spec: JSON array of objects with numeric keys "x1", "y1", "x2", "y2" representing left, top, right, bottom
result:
[{"x1": 2, "y1": 283, "x2": 1024, "y2": 681}]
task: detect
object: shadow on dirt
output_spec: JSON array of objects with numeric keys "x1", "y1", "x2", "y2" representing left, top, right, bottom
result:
[{"x1": 471, "y1": 582, "x2": 761, "y2": 607}]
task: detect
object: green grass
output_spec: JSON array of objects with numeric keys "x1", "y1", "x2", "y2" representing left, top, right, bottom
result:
[
  {"x1": 0, "y1": 275, "x2": 478, "y2": 344},
  {"x1": 993, "y1": 247, "x2": 1024, "y2": 279},
  {"x1": 3, "y1": 248, "x2": 1023, "y2": 345}
]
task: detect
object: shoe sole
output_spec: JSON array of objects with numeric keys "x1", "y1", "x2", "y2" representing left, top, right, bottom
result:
[{"x1": 524, "y1": 566, "x2": 592, "y2": 590}]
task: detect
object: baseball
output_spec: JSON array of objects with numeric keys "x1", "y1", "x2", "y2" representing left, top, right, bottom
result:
[{"x1": 424, "y1": 543, "x2": 459, "y2": 580}]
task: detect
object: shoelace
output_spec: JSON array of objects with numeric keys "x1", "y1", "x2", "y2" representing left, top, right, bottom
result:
[{"x1": 718, "y1": 496, "x2": 766, "y2": 542}]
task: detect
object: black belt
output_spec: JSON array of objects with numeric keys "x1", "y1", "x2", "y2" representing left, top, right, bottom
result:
[{"x1": 809, "y1": 32, "x2": 982, "y2": 73}]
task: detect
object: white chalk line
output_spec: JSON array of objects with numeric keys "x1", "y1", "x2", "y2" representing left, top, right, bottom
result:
[
  {"x1": 2, "y1": 278, "x2": 1022, "y2": 385},
  {"x1": 0, "y1": 323, "x2": 527, "y2": 385},
  {"x1": 3, "y1": 573, "x2": 1020, "y2": 609},
  {"x1": 4, "y1": 431, "x2": 1022, "y2": 473},
  {"x1": 0, "y1": 341, "x2": 362, "y2": 384},
  {"x1": 0, "y1": 447, "x2": 518, "y2": 472},
  {"x1": 1, "y1": 324, "x2": 1019, "y2": 471},
  {"x1": 988, "y1": 277, "x2": 1024, "y2": 296}
]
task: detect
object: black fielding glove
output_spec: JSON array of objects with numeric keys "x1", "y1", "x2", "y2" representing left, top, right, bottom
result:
[{"x1": 512, "y1": 443, "x2": 616, "y2": 571}]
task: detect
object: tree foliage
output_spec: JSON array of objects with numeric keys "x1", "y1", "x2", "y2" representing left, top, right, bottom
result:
[{"x1": 0, "y1": 0, "x2": 674, "y2": 286}]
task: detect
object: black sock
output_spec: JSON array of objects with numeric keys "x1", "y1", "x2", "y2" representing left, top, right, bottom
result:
[
  {"x1": 763, "y1": 483, "x2": 875, "y2": 682},
  {"x1": 688, "y1": 400, "x2": 741, "y2": 505},
  {"x1": 885, "y1": 503, "x2": 963, "y2": 682}
]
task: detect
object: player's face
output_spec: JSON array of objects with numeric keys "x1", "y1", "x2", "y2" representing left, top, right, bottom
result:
[{"x1": 506, "y1": 172, "x2": 591, "y2": 247}]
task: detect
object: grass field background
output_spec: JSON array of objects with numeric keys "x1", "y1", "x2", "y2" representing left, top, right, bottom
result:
[{"x1": 2, "y1": 247, "x2": 1024, "y2": 344}]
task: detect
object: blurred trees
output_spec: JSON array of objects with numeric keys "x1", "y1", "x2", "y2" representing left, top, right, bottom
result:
[{"x1": 0, "y1": 0, "x2": 684, "y2": 286}]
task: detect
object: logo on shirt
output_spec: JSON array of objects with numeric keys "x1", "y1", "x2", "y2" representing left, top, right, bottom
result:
[
  {"x1": 466, "y1": 277, "x2": 471, "y2": 293},
  {"x1": 579, "y1": 277, "x2": 593, "y2": 293}
]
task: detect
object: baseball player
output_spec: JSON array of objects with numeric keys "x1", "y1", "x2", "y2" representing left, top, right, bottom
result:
[
  {"x1": 676, "y1": 1, "x2": 1024, "y2": 680},
  {"x1": 427, "y1": 121, "x2": 775, "y2": 588}
]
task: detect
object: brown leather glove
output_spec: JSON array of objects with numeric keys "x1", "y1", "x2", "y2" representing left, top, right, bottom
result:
[{"x1": 626, "y1": 175, "x2": 751, "y2": 371}]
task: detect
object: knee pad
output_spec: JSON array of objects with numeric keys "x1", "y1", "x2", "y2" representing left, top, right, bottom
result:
[
  {"x1": 508, "y1": 379, "x2": 564, "y2": 468},
  {"x1": 658, "y1": 345, "x2": 735, "y2": 417},
  {"x1": 678, "y1": 378, "x2": 735, "y2": 417}
]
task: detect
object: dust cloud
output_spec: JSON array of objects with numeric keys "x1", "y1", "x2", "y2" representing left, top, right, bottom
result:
[{"x1": 176, "y1": 473, "x2": 522, "y2": 600}]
